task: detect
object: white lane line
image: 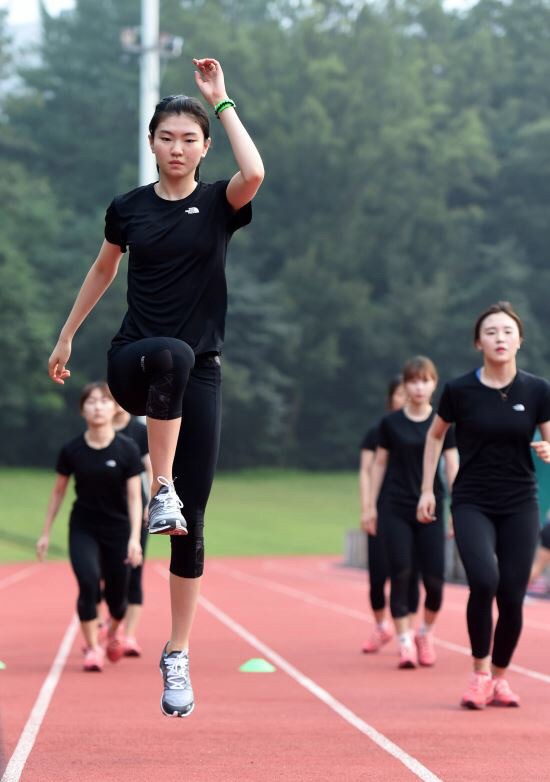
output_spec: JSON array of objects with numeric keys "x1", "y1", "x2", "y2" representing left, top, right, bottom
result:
[
  {"x1": 154, "y1": 565, "x2": 443, "y2": 782},
  {"x1": 0, "y1": 567, "x2": 37, "y2": 591},
  {"x1": 1, "y1": 615, "x2": 79, "y2": 782},
  {"x1": 212, "y1": 563, "x2": 550, "y2": 685}
]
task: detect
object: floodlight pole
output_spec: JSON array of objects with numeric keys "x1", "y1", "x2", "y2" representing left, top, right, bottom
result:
[{"x1": 139, "y1": 0, "x2": 160, "y2": 186}]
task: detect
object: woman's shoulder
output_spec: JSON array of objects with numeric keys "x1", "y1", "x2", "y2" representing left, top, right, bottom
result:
[
  {"x1": 444, "y1": 370, "x2": 478, "y2": 391},
  {"x1": 110, "y1": 184, "x2": 154, "y2": 213},
  {"x1": 517, "y1": 369, "x2": 550, "y2": 389}
]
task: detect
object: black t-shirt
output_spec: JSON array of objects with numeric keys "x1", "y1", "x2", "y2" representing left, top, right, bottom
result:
[
  {"x1": 119, "y1": 417, "x2": 148, "y2": 458},
  {"x1": 378, "y1": 409, "x2": 456, "y2": 507},
  {"x1": 56, "y1": 433, "x2": 143, "y2": 524},
  {"x1": 105, "y1": 180, "x2": 252, "y2": 355},
  {"x1": 438, "y1": 369, "x2": 550, "y2": 512},
  {"x1": 361, "y1": 425, "x2": 379, "y2": 452}
]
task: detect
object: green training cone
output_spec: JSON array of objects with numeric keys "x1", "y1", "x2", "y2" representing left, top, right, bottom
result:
[{"x1": 239, "y1": 658, "x2": 276, "y2": 673}]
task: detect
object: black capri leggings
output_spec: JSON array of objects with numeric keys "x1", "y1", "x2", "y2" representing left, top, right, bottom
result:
[
  {"x1": 541, "y1": 521, "x2": 550, "y2": 551},
  {"x1": 381, "y1": 501, "x2": 445, "y2": 620},
  {"x1": 108, "y1": 340, "x2": 222, "y2": 579},
  {"x1": 69, "y1": 520, "x2": 129, "y2": 622},
  {"x1": 367, "y1": 527, "x2": 420, "y2": 614},
  {"x1": 452, "y1": 504, "x2": 540, "y2": 669}
]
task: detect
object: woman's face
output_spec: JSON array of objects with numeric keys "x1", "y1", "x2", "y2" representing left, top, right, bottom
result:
[
  {"x1": 390, "y1": 384, "x2": 406, "y2": 411},
  {"x1": 404, "y1": 374, "x2": 436, "y2": 406},
  {"x1": 476, "y1": 312, "x2": 521, "y2": 363},
  {"x1": 81, "y1": 388, "x2": 116, "y2": 426},
  {"x1": 150, "y1": 113, "x2": 210, "y2": 180}
]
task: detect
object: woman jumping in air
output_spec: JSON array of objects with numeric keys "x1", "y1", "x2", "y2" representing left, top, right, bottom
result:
[
  {"x1": 48, "y1": 58, "x2": 264, "y2": 716},
  {"x1": 418, "y1": 302, "x2": 550, "y2": 709}
]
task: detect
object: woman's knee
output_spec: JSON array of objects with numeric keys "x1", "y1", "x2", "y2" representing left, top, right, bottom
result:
[
  {"x1": 423, "y1": 573, "x2": 444, "y2": 612},
  {"x1": 390, "y1": 570, "x2": 412, "y2": 617},
  {"x1": 144, "y1": 340, "x2": 195, "y2": 420}
]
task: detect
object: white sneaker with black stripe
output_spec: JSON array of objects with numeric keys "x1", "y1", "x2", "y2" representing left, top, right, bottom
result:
[{"x1": 147, "y1": 476, "x2": 187, "y2": 535}]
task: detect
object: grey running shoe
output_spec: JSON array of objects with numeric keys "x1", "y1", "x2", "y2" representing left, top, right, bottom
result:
[
  {"x1": 148, "y1": 476, "x2": 187, "y2": 535},
  {"x1": 159, "y1": 644, "x2": 194, "y2": 717}
]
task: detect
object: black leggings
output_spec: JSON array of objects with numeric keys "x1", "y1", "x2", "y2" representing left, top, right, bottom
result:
[
  {"x1": 453, "y1": 504, "x2": 540, "y2": 668},
  {"x1": 127, "y1": 520, "x2": 148, "y2": 605},
  {"x1": 108, "y1": 340, "x2": 222, "y2": 579},
  {"x1": 69, "y1": 521, "x2": 129, "y2": 622},
  {"x1": 381, "y1": 501, "x2": 445, "y2": 620},
  {"x1": 367, "y1": 530, "x2": 420, "y2": 614}
]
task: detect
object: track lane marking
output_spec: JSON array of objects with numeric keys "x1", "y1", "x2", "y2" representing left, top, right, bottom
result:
[
  {"x1": 155, "y1": 565, "x2": 443, "y2": 782},
  {"x1": 1, "y1": 615, "x2": 79, "y2": 782},
  {"x1": 0, "y1": 567, "x2": 38, "y2": 591},
  {"x1": 211, "y1": 563, "x2": 550, "y2": 685}
]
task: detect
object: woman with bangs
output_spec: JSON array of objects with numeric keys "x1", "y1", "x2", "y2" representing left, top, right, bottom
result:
[
  {"x1": 47, "y1": 58, "x2": 264, "y2": 716},
  {"x1": 36, "y1": 382, "x2": 143, "y2": 671},
  {"x1": 418, "y1": 302, "x2": 550, "y2": 709},
  {"x1": 366, "y1": 357, "x2": 458, "y2": 669}
]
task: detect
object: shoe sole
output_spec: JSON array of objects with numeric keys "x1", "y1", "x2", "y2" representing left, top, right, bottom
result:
[
  {"x1": 124, "y1": 649, "x2": 141, "y2": 657},
  {"x1": 461, "y1": 699, "x2": 486, "y2": 710},
  {"x1": 83, "y1": 665, "x2": 103, "y2": 672},
  {"x1": 149, "y1": 525, "x2": 188, "y2": 536},
  {"x1": 398, "y1": 661, "x2": 417, "y2": 669},
  {"x1": 487, "y1": 700, "x2": 519, "y2": 708},
  {"x1": 160, "y1": 695, "x2": 194, "y2": 718}
]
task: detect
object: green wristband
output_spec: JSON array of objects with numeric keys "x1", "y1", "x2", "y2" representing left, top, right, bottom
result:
[{"x1": 214, "y1": 98, "x2": 236, "y2": 117}]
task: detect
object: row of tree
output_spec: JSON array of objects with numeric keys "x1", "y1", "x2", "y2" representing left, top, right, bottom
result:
[{"x1": 2, "y1": 0, "x2": 550, "y2": 469}]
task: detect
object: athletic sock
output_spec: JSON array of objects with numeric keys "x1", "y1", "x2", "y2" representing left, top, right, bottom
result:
[
  {"x1": 417, "y1": 623, "x2": 432, "y2": 636},
  {"x1": 398, "y1": 632, "x2": 412, "y2": 647}
]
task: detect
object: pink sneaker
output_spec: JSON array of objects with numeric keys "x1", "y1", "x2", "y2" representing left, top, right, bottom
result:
[
  {"x1": 461, "y1": 673, "x2": 494, "y2": 710},
  {"x1": 83, "y1": 646, "x2": 104, "y2": 672},
  {"x1": 398, "y1": 643, "x2": 417, "y2": 669},
  {"x1": 123, "y1": 635, "x2": 142, "y2": 657},
  {"x1": 106, "y1": 627, "x2": 124, "y2": 663},
  {"x1": 362, "y1": 624, "x2": 393, "y2": 653},
  {"x1": 489, "y1": 678, "x2": 520, "y2": 707},
  {"x1": 415, "y1": 631, "x2": 436, "y2": 666}
]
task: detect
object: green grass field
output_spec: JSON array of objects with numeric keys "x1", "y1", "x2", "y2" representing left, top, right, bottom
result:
[{"x1": 0, "y1": 468, "x2": 359, "y2": 563}]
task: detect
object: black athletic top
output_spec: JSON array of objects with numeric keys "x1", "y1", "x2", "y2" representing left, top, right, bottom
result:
[
  {"x1": 361, "y1": 426, "x2": 379, "y2": 452},
  {"x1": 378, "y1": 409, "x2": 456, "y2": 508},
  {"x1": 56, "y1": 433, "x2": 143, "y2": 525},
  {"x1": 105, "y1": 180, "x2": 252, "y2": 355},
  {"x1": 118, "y1": 417, "x2": 148, "y2": 508},
  {"x1": 438, "y1": 369, "x2": 550, "y2": 512}
]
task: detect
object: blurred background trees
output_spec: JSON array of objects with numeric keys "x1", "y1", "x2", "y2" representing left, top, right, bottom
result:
[{"x1": 2, "y1": 0, "x2": 550, "y2": 468}]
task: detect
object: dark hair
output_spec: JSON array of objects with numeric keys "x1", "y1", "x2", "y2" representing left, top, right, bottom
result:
[
  {"x1": 474, "y1": 301, "x2": 524, "y2": 342},
  {"x1": 79, "y1": 381, "x2": 114, "y2": 411},
  {"x1": 387, "y1": 374, "x2": 403, "y2": 409},
  {"x1": 149, "y1": 95, "x2": 210, "y2": 181},
  {"x1": 402, "y1": 356, "x2": 438, "y2": 384}
]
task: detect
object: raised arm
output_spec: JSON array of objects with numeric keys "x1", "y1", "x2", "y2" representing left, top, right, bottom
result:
[
  {"x1": 48, "y1": 239, "x2": 124, "y2": 384},
  {"x1": 359, "y1": 449, "x2": 375, "y2": 531},
  {"x1": 417, "y1": 415, "x2": 450, "y2": 522},
  {"x1": 193, "y1": 57, "x2": 264, "y2": 210},
  {"x1": 36, "y1": 473, "x2": 70, "y2": 561},
  {"x1": 365, "y1": 448, "x2": 389, "y2": 535}
]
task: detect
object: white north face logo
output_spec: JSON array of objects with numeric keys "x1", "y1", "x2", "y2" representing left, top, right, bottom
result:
[
  {"x1": 105, "y1": 460, "x2": 117, "y2": 467},
  {"x1": 185, "y1": 207, "x2": 199, "y2": 214},
  {"x1": 512, "y1": 404, "x2": 525, "y2": 412}
]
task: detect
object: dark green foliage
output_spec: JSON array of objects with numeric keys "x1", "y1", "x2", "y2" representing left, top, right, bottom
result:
[{"x1": 2, "y1": 0, "x2": 550, "y2": 468}]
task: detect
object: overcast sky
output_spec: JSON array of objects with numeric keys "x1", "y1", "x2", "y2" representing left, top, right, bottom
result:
[{"x1": 1, "y1": 0, "x2": 478, "y2": 26}]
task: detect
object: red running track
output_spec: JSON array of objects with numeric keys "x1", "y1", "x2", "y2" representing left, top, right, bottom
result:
[{"x1": 1, "y1": 556, "x2": 550, "y2": 781}]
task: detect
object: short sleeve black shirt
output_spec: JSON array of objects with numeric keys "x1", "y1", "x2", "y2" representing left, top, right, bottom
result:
[
  {"x1": 378, "y1": 409, "x2": 456, "y2": 508},
  {"x1": 56, "y1": 433, "x2": 143, "y2": 524},
  {"x1": 361, "y1": 425, "x2": 379, "y2": 452},
  {"x1": 105, "y1": 180, "x2": 252, "y2": 355},
  {"x1": 119, "y1": 417, "x2": 148, "y2": 457},
  {"x1": 438, "y1": 369, "x2": 550, "y2": 512}
]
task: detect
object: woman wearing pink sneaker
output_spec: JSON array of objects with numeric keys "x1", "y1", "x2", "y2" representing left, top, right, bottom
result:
[
  {"x1": 418, "y1": 302, "x2": 550, "y2": 709},
  {"x1": 367, "y1": 357, "x2": 458, "y2": 669},
  {"x1": 359, "y1": 376, "x2": 420, "y2": 653},
  {"x1": 36, "y1": 382, "x2": 143, "y2": 671}
]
